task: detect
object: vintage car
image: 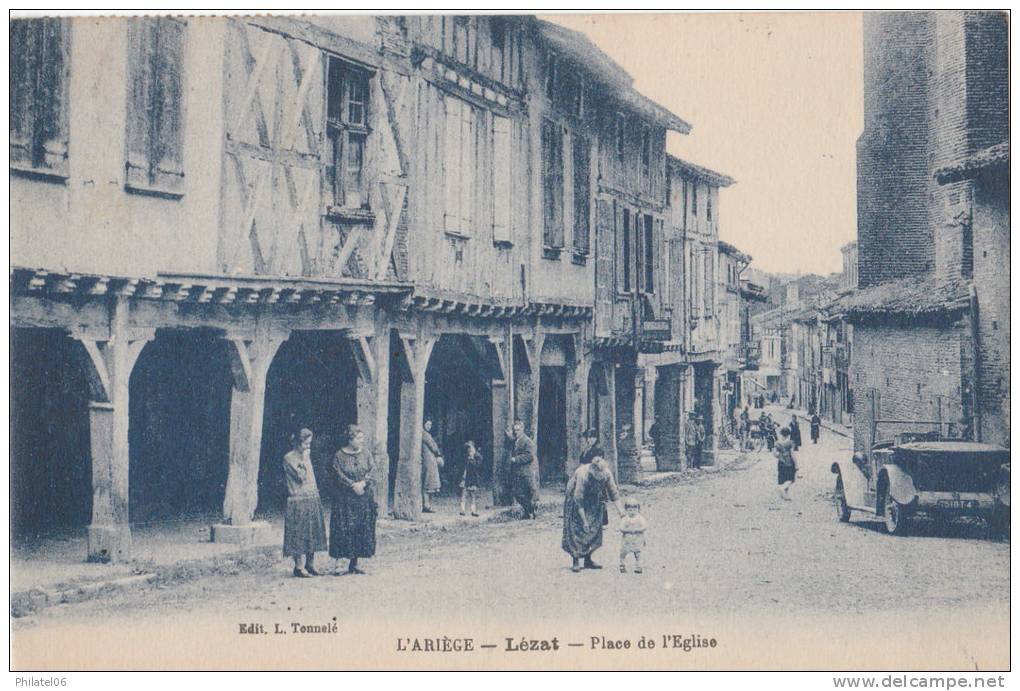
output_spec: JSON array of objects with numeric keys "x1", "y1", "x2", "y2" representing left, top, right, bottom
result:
[{"x1": 831, "y1": 436, "x2": 1010, "y2": 536}]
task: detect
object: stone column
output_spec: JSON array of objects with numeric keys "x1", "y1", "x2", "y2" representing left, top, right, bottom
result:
[
  {"x1": 73, "y1": 297, "x2": 153, "y2": 562},
  {"x1": 213, "y1": 322, "x2": 284, "y2": 543},
  {"x1": 393, "y1": 333, "x2": 436, "y2": 520},
  {"x1": 349, "y1": 325, "x2": 390, "y2": 515}
]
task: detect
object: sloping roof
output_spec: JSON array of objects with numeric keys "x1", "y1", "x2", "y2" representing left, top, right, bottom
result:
[
  {"x1": 535, "y1": 19, "x2": 692, "y2": 134},
  {"x1": 935, "y1": 141, "x2": 1009, "y2": 184},
  {"x1": 717, "y1": 240, "x2": 750, "y2": 261},
  {"x1": 827, "y1": 275, "x2": 971, "y2": 320},
  {"x1": 667, "y1": 154, "x2": 735, "y2": 187}
]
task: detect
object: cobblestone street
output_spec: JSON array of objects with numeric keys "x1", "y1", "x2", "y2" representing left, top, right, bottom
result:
[{"x1": 12, "y1": 418, "x2": 1009, "y2": 669}]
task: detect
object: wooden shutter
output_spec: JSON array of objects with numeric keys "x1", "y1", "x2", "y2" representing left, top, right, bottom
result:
[
  {"x1": 572, "y1": 133, "x2": 590, "y2": 255},
  {"x1": 541, "y1": 120, "x2": 564, "y2": 248},
  {"x1": 614, "y1": 202, "x2": 625, "y2": 294},
  {"x1": 595, "y1": 198, "x2": 615, "y2": 336},
  {"x1": 491, "y1": 115, "x2": 511, "y2": 243},
  {"x1": 9, "y1": 18, "x2": 69, "y2": 175},
  {"x1": 460, "y1": 99, "x2": 474, "y2": 233},
  {"x1": 443, "y1": 96, "x2": 462, "y2": 234},
  {"x1": 9, "y1": 20, "x2": 38, "y2": 166},
  {"x1": 126, "y1": 18, "x2": 184, "y2": 194}
]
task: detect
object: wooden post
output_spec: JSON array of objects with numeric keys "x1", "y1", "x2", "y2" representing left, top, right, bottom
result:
[
  {"x1": 349, "y1": 323, "x2": 390, "y2": 515},
  {"x1": 393, "y1": 333, "x2": 436, "y2": 520},
  {"x1": 73, "y1": 297, "x2": 153, "y2": 563},
  {"x1": 600, "y1": 362, "x2": 619, "y2": 480},
  {"x1": 488, "y1": 336, "x2": 512, "y2": 506},
  {"x1": 565, "y1": 357, "x2": 589, "y2": 478},
  {"x1": 219, "y1": 321, "x2": 285, "y2": 530}
]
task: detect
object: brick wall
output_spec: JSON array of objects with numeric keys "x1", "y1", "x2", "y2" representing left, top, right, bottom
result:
[
  {"x1": 857, "y1": 12, "x2": 936, "y2": 287},
  {"x1": 972, "y1": 176, "x2": 1009, "y2": 446},
  {"x1": 850, "y1": 320, "x2": 969, "y2": 451},
  {"x1": 963, "y1": 12, "x2": 1009, "y2": 153}
]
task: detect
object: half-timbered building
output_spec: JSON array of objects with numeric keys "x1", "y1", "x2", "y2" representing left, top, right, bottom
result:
[{"x1": 10, "y1": 15, "x2": 693, "y2": 561}]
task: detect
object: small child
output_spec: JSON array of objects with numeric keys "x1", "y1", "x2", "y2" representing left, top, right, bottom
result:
[
  {"x1": 618, "y1": 499, "x2": 647, "y2": 574},
  {"x1": 459, "y1": 441, "x2": 483, "y2": 517}
]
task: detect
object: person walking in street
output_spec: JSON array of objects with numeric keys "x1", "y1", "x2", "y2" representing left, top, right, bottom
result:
[
  {"x1": 618, "y1": 499, "x2": 648, "y2": 574},
  {"x1": 810, "y1": 413, "x2": 822, "y2": 444},
  {"x1": 562, "y1": 449, "x2": 625, "y2": 573},
  {"x1": 329, "y1": 425, "x2": 378, "y2": 575},
  {"x1": 616, "y1": 424, "x2": 640, "y2": 483},
  {"x1": 764, "y1": 413, "x2": 777, "y2": 452},
  {"x1": 459, "y1": 440, "x2": 482, "y2": 517},
  {"x1": 283, "y1": 428, "x2": 327, "y2": 578},
  {"x1": 685, "y1": 412, "x2": 705, "y2": 468},
  {"x1": 789, "y1": 415, "x2": 802, "y2": 451},
  {"x1": 421, "y1": 418, "x2": 444, "y2": 514},
  {"x1": 505, "y1": 421, "x2": 539, "y2": 519},
  {"x1": 740, "y1": 406, "x2": 751, "y2": 450},
  {"x1": 775, "y1": 427, "x2": 798, "y2": 501},
  {"x1": 579, "y1": 428, "x2": 600, "y2": 465}
]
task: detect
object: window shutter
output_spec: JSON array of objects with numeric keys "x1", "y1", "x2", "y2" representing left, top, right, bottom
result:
[
  {"x1": 125, "y1": 19, "x2": 153, "y2": 188},
  {"x1": 37, "y1": 18, "x2": 69, "y2": 173},
  {"x1": 10, "y1": 18, "x2": 68, "y2": 174},
  {"x1": 153, "y1": 18, "x2": 185, "y2": 192},
  {"x1": 491, "y1": 115, "x2": 511, "y2": 243},
  {"x1": 9, "y1": 20, "x2": 37, "y2": 166},
  {"x1": 126, "y1": 18, "x2": 184, "y2": 194},
  {"x1": 443, "y1": 97, "x2": 462, "y2": 234},
  {"x1": 614, "y1": 203, "x2": 625, "y2": 294},
  {"x1": 460, "y1": 100, "x2": 474, "y2": 233},
  {"x1": 572, "y1": 134, "x2": 590, "y2": 255}
]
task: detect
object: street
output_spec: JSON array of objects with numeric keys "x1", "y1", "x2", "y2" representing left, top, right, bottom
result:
[{"x1": 11, "y1": 419, "x2": 1010, "y2": 670}]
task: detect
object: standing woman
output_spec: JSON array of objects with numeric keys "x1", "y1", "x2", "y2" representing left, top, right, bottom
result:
[
  {"x1": 329, "y1": 425, "x2": 378, "y2": 575},
  {"x1": 562, "y1": 449, "x2": 625, "y2": 573},
  {"x1": 283, "y1": 428, "x2": 328, "y2": 577},
  {"x1": 789, "y1": 415, "x2": 803, "y2": 451},
  {"x1": 421, "y1": 418, "x2": 444, "y2": 513}
]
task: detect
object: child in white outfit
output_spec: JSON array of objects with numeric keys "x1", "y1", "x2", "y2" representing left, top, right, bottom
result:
[{"x1": 619, "y1": 499, "x2": 647, "y2": 573}]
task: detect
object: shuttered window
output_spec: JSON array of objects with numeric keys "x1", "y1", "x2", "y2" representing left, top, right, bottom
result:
[
  {"x1": 572, "y1": 133, "x2": 591, "y2": 256},
  {"x1": 491, "y1": 115, "x2": 512, "y2": 244},
  {"x1": 643, "y1": 213, "x2": 655, "y2": 293},
  {"x1": 541, "y1": 119, "x2": 564, "y2": 249},
  {"x1": 10, "y1": 18, "x2": 70, "y2": 177},
  {"x1": 444, "y1": 96, "x2": 476, "y2": 236},
  {"x1": 126, "y1": 18, "x2": 185, "y2": 195}
]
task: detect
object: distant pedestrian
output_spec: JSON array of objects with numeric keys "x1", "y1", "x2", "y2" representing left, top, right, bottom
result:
[
  {"x1": 421, "y1": 418, "x2": 444, "y2": 514},
  {"x1": 618, "y1": 499, "x2": 648, "y2": 574},
  {"x1": 810, "y1": 413, "x2": 821, "y2": 444},
  {"x1": 685, "y1": 412, "x2": 705, "y2": 468},
  {"x1": 283, "y1": 428, "x2": 327, "y2": 578},
  {"x1": 329, "y1": 425, "x2": 378, "y2": 575},
  {"x1": 562, "y1": 449, "x2": 625, "y2": 572},
  {"x1": 764, "y1": 414, "x2": 776, "y2": 452},
  {"x1": 505, "y1": 421, "x2": 539, "y2": 519},
  {"x1": 459, "y1": 440, "x2": 482, "y2": 517},
  {"x1": 740, "y1": 407, "x2": 751, "y2": 449},
  {"x1": 775, "y1": 427, "x2": 797, "y2": 500},
  {"x1": 789, "y1": 415, "x2": 802, "y2": 451},
  {"x1": 616, "y1": 424, "x2": 640, "y2": 483},
  {"x1": 579, "y1": 428, "x2": 600, "y2": 465}
]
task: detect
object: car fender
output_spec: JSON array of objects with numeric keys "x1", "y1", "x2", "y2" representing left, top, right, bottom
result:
[
  {"x1": 831, "y1": 459, "x2": 867, "y2": 507},
  {"x1": 878, "y1": 465, "x2": 917, "y2": 506}
]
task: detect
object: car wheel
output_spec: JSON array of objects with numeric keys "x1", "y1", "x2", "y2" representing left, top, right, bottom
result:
[
  {"x1": 834, "y1": 476, "x2": 851, "y2": 522},
  {"x1": 884, "y1": 492, "x2": 911, "y2": 536}
]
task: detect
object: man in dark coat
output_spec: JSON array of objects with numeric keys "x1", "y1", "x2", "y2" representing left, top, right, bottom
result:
[
  {"x1": 685, "y1": 412, "x2": 705, "y2": 469},
  {"x1": 505, "y1": 421, "x2": 539, "y2": 519},
  {"x1": 789, "y1": 415, "x2": 802, "y2": 451},
  {"x1": 810, "y1": 413, "x2": 822, "y2": 444}
]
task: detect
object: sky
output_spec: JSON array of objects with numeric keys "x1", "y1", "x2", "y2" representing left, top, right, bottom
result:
[{"x1": 544, "y1": 12, "x2": 864, "y2": 276}]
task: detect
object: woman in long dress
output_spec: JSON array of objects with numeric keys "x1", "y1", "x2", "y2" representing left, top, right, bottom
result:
[
  {"x1": 421, "y1": 418, "x2": 444, "y2": 513},
  {"x1": 282, "y1": 428, "x2": 327, "y2": 577},
  {"x1": 562, "y1": 448, "x2": 625, "y2": 573},
  {"x1": 329, "y1": 424, "x2": 378, "y2": 575}
]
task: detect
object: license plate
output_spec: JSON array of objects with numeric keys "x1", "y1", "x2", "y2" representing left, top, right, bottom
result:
[{"x1": 937, "y1": 499, "x2": 977, "y2": 510}]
